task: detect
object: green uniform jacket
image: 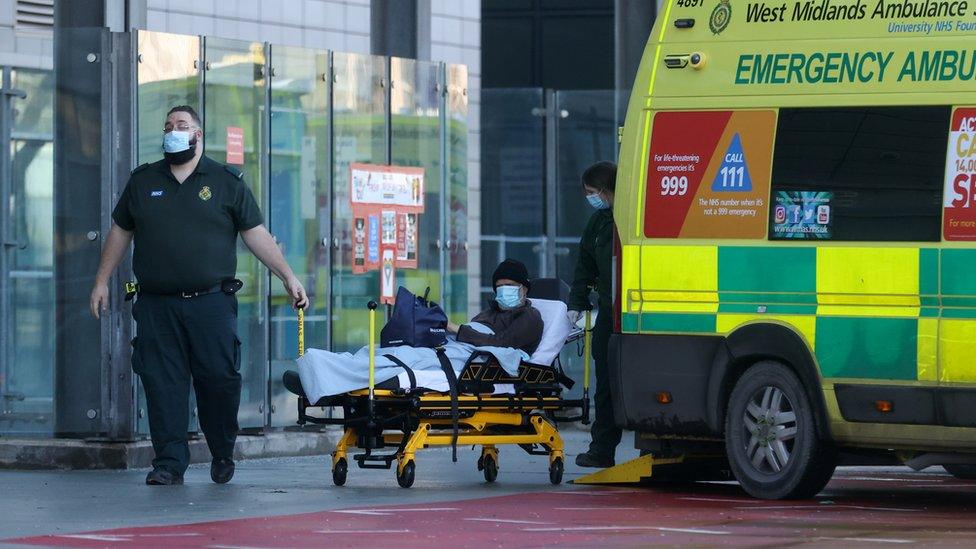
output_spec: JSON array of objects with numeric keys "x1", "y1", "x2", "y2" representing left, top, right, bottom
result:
[{"x1": 568, "y1": 208, "x2": 614, "y2": 312}]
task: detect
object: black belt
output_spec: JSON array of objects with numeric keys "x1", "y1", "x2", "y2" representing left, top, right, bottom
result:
[{"x1": 125, "y1": 279, "x2": 243, "y2": 301}]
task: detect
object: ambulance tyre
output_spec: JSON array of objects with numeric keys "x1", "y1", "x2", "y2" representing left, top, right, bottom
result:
[
  {"x1": 549, "y1": 457, "x2": 564, "y2": 485},
  {"x1": 943, "y1": 464, "x2": 976, "y2": 480},
  {"x1": 725, "y1": 361, "x2": 836, "y2": 500},
  {"x1": 332, "y1": 458, "x2": 348, "y2": 486},
  {"x1": 397, "y1": 460, "x2": 416, "y2": 488},
  {"x1": 482, "y1": 455, "x2": 498, "y2": 483}
]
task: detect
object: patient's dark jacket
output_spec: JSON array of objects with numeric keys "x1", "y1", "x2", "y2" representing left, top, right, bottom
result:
[{"x1": 456, "y1": 300, "x2": 544, "y2": 355}]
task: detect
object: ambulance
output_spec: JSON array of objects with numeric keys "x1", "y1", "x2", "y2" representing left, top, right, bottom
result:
[{"x1": 609, "y1": 0, "x2": 976, "y2": 498}]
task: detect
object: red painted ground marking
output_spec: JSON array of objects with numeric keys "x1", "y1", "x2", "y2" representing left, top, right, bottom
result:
[{"x1": 9, "y1": 475, "x2": 976, "y2": 547}]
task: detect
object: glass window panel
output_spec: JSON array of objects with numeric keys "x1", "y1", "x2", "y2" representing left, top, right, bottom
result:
[
  {"x1": 134, "y1": 31, "x2": 202, "y2": 434},
  {"x1": 3, "y1": 66, "x2": 54, "y2": 434},
  {"x1": 136, "y1": 31, "x2": 200, "y2": 165},
  {"x1": 553, "y1": 90, "x2": 615, "y2": 282},
  {"x1": 480, "y1": 88, "x2": 544, "y2": 303},
  {"x1": 391, "y1": 58, "x2": 442, "y2": 307},
  {"x1": 3, "y1": 140, "x2": 54, "y2": 434},
  {"x1": 770, "y1": 106, "x2": 947, "y2": 242},
  {"x1": 444, "y1": 64, "x2": 469, "y2": 322},
  {"x1": 332, "y1": 52, "x2": 388, "y2": 353},
  {"x1": 269, "y1": 44, "x2": 330, "y2": 427},
  {"x1": 204, "y1": 36, "x2": 269, "y2": 428}
]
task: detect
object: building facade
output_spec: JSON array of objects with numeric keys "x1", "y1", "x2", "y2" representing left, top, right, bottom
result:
[{"x1": 0, "y1": 0, "x2": 480, "y2": 438}]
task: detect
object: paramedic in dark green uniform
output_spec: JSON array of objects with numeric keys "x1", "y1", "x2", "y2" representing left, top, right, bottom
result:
[
  {"x1": 89, "y1": 105, "x2": 308, "y2": 486},
  {"x1": 568, "y1": 161, "x2": 621, "y2": 468}
]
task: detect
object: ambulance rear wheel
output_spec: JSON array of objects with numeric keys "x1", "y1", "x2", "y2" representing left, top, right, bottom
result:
[
  {"x1": 397, "y1": 460, "x2": 416, "y2": 488},
  {"x1": 483, "y1": 455, "x2": 498, "y2": 483},
  {"x1": 549, "y1": 457, "x2": 564, "y2": 485},
  {"x1": 725, "y1": 361, "x2": 836, "y2": 500},
  {"x1": 332, "y1": 458, "x2": 348, "y2": 486}
]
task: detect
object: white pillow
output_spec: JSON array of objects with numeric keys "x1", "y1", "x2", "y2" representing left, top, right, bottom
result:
[{"x1": 527, "y1": 299, "x2": 574, "y2": 365}]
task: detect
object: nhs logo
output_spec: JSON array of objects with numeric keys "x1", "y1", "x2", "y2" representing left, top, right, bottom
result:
[{"x1": 150, "y1": 190, "x2": 164, "y2": 197}]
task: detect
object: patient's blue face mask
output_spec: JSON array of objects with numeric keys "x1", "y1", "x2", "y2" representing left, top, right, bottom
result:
[
  {"x1": 495, "y1": 285, "x2": 522, "y2": 309},
  {"x1": 586, "y1": 192, "x2": 610, "y2": 210}
]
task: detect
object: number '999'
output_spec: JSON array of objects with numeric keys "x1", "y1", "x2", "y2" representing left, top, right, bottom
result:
[{"x1": 661, "y1": 176, "x2": 689, "y2": 196}]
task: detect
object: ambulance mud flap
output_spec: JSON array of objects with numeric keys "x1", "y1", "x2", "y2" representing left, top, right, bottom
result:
[{"x1": 608, "y1": 333, "x2": 722, "y2": 436}]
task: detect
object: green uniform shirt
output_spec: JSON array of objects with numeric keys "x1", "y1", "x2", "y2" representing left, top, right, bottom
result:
[
  {"x1": 568, "y1": 208, "x2": 614, "y2": 312},
  {"x1": 112, "y1": 155, "x2": 263, "y2": 294}
]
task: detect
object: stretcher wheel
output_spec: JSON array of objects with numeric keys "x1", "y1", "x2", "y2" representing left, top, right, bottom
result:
[
  {"x1": 549, "y1": 457, "x2": 564, "y2": 485},
  {"x1": 397, "y1": 460, "x2": 416, "y2": 488},
  {"x1": 482, "y1": 455, "x2": 498, "y2": 483},
  {"x1": 332, "y1": 458, "x2": 348, "y2": 486}
]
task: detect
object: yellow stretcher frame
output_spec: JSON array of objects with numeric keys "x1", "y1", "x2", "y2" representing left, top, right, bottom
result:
[{"x1": 295, "y1": 302, "x2": 591, "y2": 488}]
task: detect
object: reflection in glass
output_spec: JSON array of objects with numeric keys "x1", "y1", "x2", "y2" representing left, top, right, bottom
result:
[
  {"x1": 204, "y1": 37, "x2": 269, "y2": 428},
  {"x1": 268, "y1": 45, "x2": 330, "y2": 426},
  {"x1": 391, "y1": 58, "x2": 442, "y2": 310},
  {"x1": 331, "y1": 52, "x2": 387, "y2": 353},
  {"x1": 444, "y1": 64, "x2": 469, "y2": 322},
  {"x1": 3, "y1": 68, "x2": 55, "y2": 434}
]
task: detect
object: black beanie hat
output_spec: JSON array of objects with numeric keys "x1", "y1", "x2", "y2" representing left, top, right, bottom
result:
[{"x1": 492, "y1": 258, "x2": 531, "y2": 290}]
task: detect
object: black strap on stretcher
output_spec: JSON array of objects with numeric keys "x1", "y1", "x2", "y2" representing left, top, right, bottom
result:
[
  {"x1": 435, "y1": 349, "x2": 460, "y2": 462},
  {"x1": 382, "y1": 354, "x2": 417, "y2": 391}
]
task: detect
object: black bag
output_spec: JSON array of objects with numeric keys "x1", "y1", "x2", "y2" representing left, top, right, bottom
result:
[{"x1": 380, "y1": 286, "x2": 448, "y2": 348}]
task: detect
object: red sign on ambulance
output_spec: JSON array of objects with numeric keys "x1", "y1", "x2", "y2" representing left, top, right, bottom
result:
[{"x1": 943, "y1": 108, "x2": 976, "y2": 241}]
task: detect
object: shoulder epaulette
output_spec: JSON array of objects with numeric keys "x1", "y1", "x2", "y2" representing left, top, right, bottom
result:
[
  {"x1": 130, "y1": 163, "x2": 150, "y2": 175},
  {"x1": 224, "y1": 165, "x2": 244, "y2": 180}
]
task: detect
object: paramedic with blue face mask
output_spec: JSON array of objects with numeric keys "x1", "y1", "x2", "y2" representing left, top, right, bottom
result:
[
  {"x1": 88, "y1": 105, "x2": 308, "y2": 486},
  {"x1": 447, "y1": 259, "x2": 544, "y2": 355},
  {"x1": 568, "y1": 161, "x2": 621, "y2": 468}
]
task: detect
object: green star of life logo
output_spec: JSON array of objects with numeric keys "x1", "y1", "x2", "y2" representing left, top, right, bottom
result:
[{"x1": 710, "y1": 0, "x2": 732, "y2": 34}]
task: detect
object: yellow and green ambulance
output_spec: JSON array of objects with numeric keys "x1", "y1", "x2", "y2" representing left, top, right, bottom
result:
[{"x1": 611, "y1": 0, "x2": 976, "y2": 498}]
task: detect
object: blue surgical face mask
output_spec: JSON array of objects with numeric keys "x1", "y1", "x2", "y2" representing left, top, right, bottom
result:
[
  {"x1": 162, "y1": 130, "x2": 192, "y2": 153},
  {"x1": 495, "y1": 285, "x2": 522, "y2": 309},
  {"x1": 586, "y1": 192, "x2": 610, "y2": 210}
]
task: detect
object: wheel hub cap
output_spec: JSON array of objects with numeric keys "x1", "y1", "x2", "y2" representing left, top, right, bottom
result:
[{"x1": 742, "y1": 385, "x2": 797, "y2": 474}]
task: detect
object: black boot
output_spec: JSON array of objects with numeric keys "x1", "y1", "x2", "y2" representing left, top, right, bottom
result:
[
  {"x1": 211, "y1": 457, "x2": 235, "y2": 484},
  {"x1": 574, "y1": 451, "x2": 614, "y2": 468},
  {"x1": 146, "y1": 468, "x2": 184, "y2": 485}
]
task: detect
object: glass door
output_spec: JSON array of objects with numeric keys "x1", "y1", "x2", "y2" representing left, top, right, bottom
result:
[
  {"x1": 390, "y1": 58, "x2": 442, "y2": 304},
  {"x1": 204, "y1": 37, "x2": 269, "y2": 429},
  {"x1": 331, "y1": 52, "x2": 388, "y2": 353},
  {"x1": 268, "y1": 45, "x2": 330, "y2": 426},
  {"x1": 135, "y1": 30, "x2": 202, "y2": 434}
]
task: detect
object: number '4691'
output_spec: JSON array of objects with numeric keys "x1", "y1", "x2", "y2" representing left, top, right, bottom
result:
[{"x1": 676, "y1": 0, "x2": 702, "y2": 7}]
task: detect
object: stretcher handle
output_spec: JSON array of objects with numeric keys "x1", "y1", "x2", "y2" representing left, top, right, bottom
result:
[
  {"x1": 368, "y1": 301, "x2": 378, "y2": 403},
  {"x1": 583, "y1": 310, "x2": 592, "y2": 391},
  {"x1": 297, "y1": 307, "x2": 305, "y2": 357}
]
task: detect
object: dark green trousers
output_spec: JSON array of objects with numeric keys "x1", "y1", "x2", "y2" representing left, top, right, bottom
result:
[
  {"x1": 133, "y1": 292, "x2": 241, "y2": 474},
  {"x1": 587, "y1": 307, "x2": 622, "y2": 459}
]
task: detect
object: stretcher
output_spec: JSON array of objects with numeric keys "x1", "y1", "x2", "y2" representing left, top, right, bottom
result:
[{"x1": 283, "y1": 296, "x2": 592, "y2": 488}]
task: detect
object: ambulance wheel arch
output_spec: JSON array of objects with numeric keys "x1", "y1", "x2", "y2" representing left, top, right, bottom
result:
[{"x1": 707, "y1": 322, "x2": 832, "y2": 442}]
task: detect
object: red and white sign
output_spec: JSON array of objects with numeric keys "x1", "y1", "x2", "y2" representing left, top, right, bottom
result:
[
  {"x1": 943, "y1": 108, "x2": 976, "y2": 241},
  {"x1": 226, "y1": 126, "x2": 244, "y2": 165},
  {"x1": 350, "y1": 163, "x2": 425, "y2": 276}
]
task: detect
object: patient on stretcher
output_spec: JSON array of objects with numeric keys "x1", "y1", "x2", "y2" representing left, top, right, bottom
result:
[
  {"x1": 294, "y1": 260, "x2": 566, "y2": 403},
  {"x1": 451, "y1": 258, "x2": 543, "y2": 354}
]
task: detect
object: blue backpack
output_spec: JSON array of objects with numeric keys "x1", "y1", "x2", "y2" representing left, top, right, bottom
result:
[{"x1": 380, "y1": 286, "x2": 448, "y2": 348}]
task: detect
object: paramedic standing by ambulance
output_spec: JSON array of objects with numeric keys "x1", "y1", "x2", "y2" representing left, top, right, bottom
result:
[
  {"x1": 88, "y1": 105, "x2": 309, "y2": 486},
  {"x1": 569, "y1": 161, "x2": 621, "y2": 468}
]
